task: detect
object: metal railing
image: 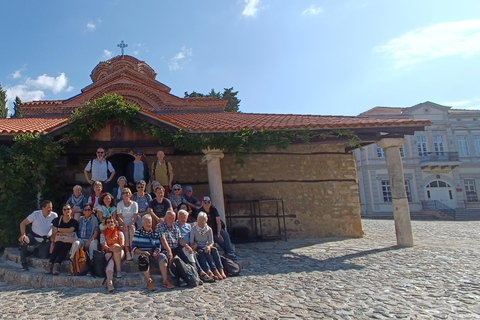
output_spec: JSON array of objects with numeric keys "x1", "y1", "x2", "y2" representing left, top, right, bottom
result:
[
  {"x1": 421, "y1": 200, "x2": 456, "y2": 220},
  {"x1": 419, "y1": 152, "x2": 459, "y2": 163}
]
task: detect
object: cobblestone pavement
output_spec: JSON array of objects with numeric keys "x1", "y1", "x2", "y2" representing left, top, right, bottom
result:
[{"x1": 1, "y1": 219, "x2": 480, "y2": 320}]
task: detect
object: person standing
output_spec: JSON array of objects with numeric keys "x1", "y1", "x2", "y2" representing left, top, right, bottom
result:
[
  {"x1": 84, "y1": 147, "x2": 115, "y2": 192},
  {"x1": 151, "y1": 151, "x2": 173, "y2": 197},
  {"x1": 126, "y1": 149, "x2": 150, "y2": 190},
  {"x1": 18, "y1": 200, "x2": 58, "y2": 271}
]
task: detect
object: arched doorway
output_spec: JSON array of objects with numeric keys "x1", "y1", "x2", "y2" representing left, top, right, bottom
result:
[
  {"x1": 105, "y1": 153, "x2": 134, "y2": 192},
  {"x1": 426, "y1": 180, "x2": 455, "y2": 208}
]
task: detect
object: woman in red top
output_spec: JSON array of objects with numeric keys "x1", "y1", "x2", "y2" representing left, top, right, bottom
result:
[{"x1": 100, "y1": 216, "x2": 125, "y2": 292}]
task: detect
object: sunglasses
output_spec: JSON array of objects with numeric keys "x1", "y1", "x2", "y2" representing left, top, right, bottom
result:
[
  {"x1": 122, "y1": 192, "x2": 131, "y2": 195},
  {"x1": 83, "y1": 209, "x2": 92, "y2": 212},
  {"x1": 97, "y1": 152, "x2": 104, "y2": 154},
  {"x1": 63, "y1": 208, "x2": 71, "y2": 211},
  {"x1": 173, "y1": 188, "x2": 181, "y2": 191},
  {"x1": 106, "y1": 220, "x2": 115, "y2": 224},
  {"x1": 137, "y1": 185, "x2": 145, "y2": 188},
  {"x1": 203, "y1": 201, "x2": 211, "y2": 204}
]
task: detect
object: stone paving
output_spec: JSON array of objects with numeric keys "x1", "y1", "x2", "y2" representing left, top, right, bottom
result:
[{"x1": 1, "y1": 219, "x2": 480, "y2": 319}]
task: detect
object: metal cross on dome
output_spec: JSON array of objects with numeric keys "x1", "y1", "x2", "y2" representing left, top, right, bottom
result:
[{"x1": 117, "y1": 40, "x2": 128, "y2": 56}]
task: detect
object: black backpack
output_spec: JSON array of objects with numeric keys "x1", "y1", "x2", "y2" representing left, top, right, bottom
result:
[
  {"x1": 91, "y1": 250, "x2": 107, "y2": 278},
  {"x1": 221, "y1": 256, "x2": 241, "y2": 277},
  {"x1": 169, "y1": 256, "x2": 202, "y2": 287}
]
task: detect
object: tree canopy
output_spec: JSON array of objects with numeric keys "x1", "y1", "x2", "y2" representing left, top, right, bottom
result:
[
  {"x1": 0, "y1": 83, "x2": 8, "y2": 118},
  {"x1": 12, "y1": 96, "x2": 22, "y2": 118},
  {"x1": 184, "y1": 87, "x2": 241, "y2": 113}
]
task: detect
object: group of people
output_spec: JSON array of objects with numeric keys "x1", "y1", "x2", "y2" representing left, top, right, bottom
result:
[{"x1": 18, "y1": 148, "x2": 238, "y2": 292}]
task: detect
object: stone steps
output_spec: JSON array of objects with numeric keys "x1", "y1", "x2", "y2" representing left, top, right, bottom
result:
[{"x1": 0, "y1": 247, "x2": 249, "y2": 289}]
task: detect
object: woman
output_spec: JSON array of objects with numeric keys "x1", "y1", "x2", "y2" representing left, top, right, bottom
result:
[
  {"x1": 97, "y1": 193, "x2": 117, "y2": 230},
  {"x1": 46, "y1": 204, "x2": 79, "y2": 276},
  {"x1": 66, "y1": 185, "x2": 87, "y2": 221},
  {"x1": 69, "y1": 203, "x2": 99, "y2": 260},
  {"x1": 112, "y1": 176, "x2": 127, "y2": 204},
  {"x1": 149, "y1": 180, "x2": 161, "y2": 199},
  {"x1": 131, "y1": 180, "x2": 152, "y2": 229},
  {"x1": 100, "y1": 216, "x2": 125, "y2": 292},
  {"x1": 88, "y1": 181, "x2": 103, "y2": 209},
  {"x1": 168, "y1": 184, "x2": 187, "y2": 210},
  {"x1": 117, "y1": 187, "x2": 138, "y2": 261},
  {"x1": 190, "y1": 211, "x2": 227, "y2": 280},
  {"x1": 147, "y1": 185, "x2": 173, "y2": 227}
]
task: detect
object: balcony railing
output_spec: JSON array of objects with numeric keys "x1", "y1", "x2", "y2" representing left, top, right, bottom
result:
[{"x1": 419, "y1": 152, "x2": 459, "y2": 163}]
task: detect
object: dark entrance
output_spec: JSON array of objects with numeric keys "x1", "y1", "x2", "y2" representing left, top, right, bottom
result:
[{"x1": 105, "y1": 153, "x2": 134, "y2": 192}]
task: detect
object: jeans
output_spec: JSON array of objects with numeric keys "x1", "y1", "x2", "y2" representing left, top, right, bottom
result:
[
  {"x1": 49, "y1": 241, "x2": 73, "y2": 264},
  {"x1": 214, "y1": 229, "x2": 234, "y2": 255},
  {"x1": 20, "y1": 234, "x2": 40, "y2": 264},
  {"x1": 196, "y1": 247, "x2": 223, "y2": 271}
]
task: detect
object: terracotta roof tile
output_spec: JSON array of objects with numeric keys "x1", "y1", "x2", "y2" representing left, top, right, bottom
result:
[
  {"x1": 0, "y1": 117, "x2": 70, "y2": 134},
  {"x1": 145, "y1": 112, "x2": 430, "y2": 132}
]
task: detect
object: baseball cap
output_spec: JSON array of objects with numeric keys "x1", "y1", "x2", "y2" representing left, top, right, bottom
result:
[
  {"x1": 185, "y1": 186, "x2": 193, "y2": 192},
  {"x1": 202, "y1": 196, "x2": 211, "y2": 201}
]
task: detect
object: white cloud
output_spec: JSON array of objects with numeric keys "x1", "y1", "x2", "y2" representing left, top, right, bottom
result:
[
  {"x1": 302, "y1": 5, "x2": 323, "y2": 15},
  {"x1": 25, "y1": 73, "x2": 70, "y2": 94},
  {"x1": 133, "y1": 50, "x2": 139, "y2": 55},
  {"x1": 86, "y1": 22, "x2": 96, "y2": 31},
  {"x1": 376, "y1": 19, "x2": 480, "y2": 68},
  {"x1": 103, "y1": 49, "x2": 113, "y2": 58},
  {"x1": 11, "y1": 70, "x2": 22, "y2": 79},
  {"x1": 5, "y1": 84, "x2": 45, "y2": 112},
  {"x1": 243, "y1": 0, "x2": 260, "y2": 17},
  {"x1": 168, "y1": 46, "x2": 193, "y2": 71}
]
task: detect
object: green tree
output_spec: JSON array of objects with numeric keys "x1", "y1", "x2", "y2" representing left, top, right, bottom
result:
[
  {"x1": 12, "y1": 96, "x2": 22, "y2": 118},
  {"x1": 0, "y1": 83, "x2": 8, "y2": 118},
  {"x1": 184, "y1": 87, "x2": 241, "y2": 112}
]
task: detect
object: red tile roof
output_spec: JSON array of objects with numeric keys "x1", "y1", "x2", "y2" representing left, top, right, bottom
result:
[
  {"x1": 0, "y1": 117, "x2": 70, "y2": 134},
  {"x1": 144, "y1": 112, "x2": 430, "y2": 132},
  {"x1": 359, "y1": 107, "x2": 405, "y2": 116}
]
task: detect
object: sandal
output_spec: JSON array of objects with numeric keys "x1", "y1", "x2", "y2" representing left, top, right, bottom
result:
[
  {"x1": 107, "y1": 280, "x2": 114, "y2": 292},
  {"x1": 200, "y1": 273, "x2": 215, "y2": 283},
  {"x1": 162, "y1": 280, "x2": 175, "y2": 289},
  {"x1": 147, "y1": 278, "x2": 155, "y2": 291}
]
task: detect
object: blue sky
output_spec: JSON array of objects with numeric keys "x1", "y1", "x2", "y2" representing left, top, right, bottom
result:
[{"x1": 1, "y1": 0, "x2": 480, "y2": 116}]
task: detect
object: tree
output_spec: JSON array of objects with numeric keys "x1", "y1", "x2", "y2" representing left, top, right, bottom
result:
[
  {"x1": 0, "y1": 83, "x2": 7, "y2": 118},
  {"x1": 184, "y1": 87, "x2": 241, "y2": 112},
  {"x1": 12, "y1": 96, "x2": 22, "y2": 118}
]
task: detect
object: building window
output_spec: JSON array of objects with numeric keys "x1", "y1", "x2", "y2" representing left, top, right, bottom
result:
[
  {"x1": 433, "y1": 136, "x2": 445, "y2": 155},
  {"x1": 381, "y1": 180, "x2": 412, "y2": 203},
  {"x1": 457, "y1": 136, "x2": 469, "y2": 157},
  {"x1": 376, "y1": 145, "x2": 385, "y2": 158},
  {"x1": 399, "y1": 145, "x2": 405, "y2": 158},
  {"x1": 465, "y1": 179, "x2": 478, "y2": 202},
  {"x1": 474, "y1": 136, "x2": 480, "y2": 156},
  {"x1": 416, "y1": 136, "x2": 427, "y2": 156}
]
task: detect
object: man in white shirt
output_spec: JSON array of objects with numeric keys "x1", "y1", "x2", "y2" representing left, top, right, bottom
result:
[
  {"x1": 18, "y1": 200, "x2": 58, "y2": 271},
  {"x1": 84, "y1": 147, "x2": 115, "y2": 192}
]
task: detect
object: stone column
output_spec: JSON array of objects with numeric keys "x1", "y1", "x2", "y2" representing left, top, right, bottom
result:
[
  {"x1": 202, "y1": 149, "x2": 226, "y2": 223},
  {"x1": 377, "y1": 137, "x2": 414, "y2": 247}
]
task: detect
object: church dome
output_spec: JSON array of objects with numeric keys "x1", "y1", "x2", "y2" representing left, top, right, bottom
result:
[{"x1": 90, "y1": 55, "x2": 157, "y2": 83}]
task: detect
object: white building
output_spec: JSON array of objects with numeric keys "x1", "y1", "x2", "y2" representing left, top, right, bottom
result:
[{"x1": 354, "y1": 101, "x2": 480, "y2": 219}]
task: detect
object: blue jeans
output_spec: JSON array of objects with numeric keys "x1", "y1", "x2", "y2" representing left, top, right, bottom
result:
[
  {"x1": 197, "y1": 247, "x2": 223, "y2": 271},
  {"x1": 214, "y1": 229, "x2": 234, "y2": 255}
]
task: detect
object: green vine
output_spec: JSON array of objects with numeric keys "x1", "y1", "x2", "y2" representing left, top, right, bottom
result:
[{"x1": 65, "y1": 94, "x2": 363, "y2": 163}]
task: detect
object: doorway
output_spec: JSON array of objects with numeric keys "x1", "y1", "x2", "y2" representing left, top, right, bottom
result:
[
  {"x1": 426, "y1": 180, "x2": 455, "y2": 208},
  {"x1": 105, "y1": 153, "x2": 134, "y2": 192}
]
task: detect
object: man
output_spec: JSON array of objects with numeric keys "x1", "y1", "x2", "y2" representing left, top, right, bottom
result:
[
  {"x1": 18, "y1": 200, "x2": 58, "y2": 271},
  {"x1": 126, "y1": 149, "x2": 150, "y2": 190},
  {"x1": 201, "y1": 196, "x2": 237, "y2": 260},
  {"x1": 183, "y1": 186, "x2": 202, "y2": 218},
  {"x1": 156, "y1": 209, "x2": 194, "y2": 269},
  {"x1": 132, "y1": 214, "x2": 173, "y2": 290},
  {"x1": 151, "y1": 151, "x2": 173, "y2": 197},
  {"x1": 84, "y1": 147, "x2": 115, "y2": 192}
]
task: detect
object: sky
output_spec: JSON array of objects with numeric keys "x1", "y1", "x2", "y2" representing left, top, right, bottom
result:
[{"x1": 1, "y1": 0, "x2": 480, "y2": 116}]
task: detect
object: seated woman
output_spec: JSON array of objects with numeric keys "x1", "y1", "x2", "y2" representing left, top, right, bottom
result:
[
  {"x1": 117, "y1": 188, "x2": 138, "y2": 261},
  {"x1": 132, "y1": 214, "x2": 171, "y2": 291},
  {"x1": 46, "y1": 204, "x2": 79, "y2": 275},
  {"x1": 190, "y1": 211, "x2": 227, "y2": 280},
  {"x1": 201, "y1": 196, "x2": 237, "y2": 260},
  {"x1": 169, "y1": 184, "x2": 187, "y2": 211},
  {"x1": 131, "y1": 180, "x2": 152, "y2": 229},
  {"x1": 66, "y1": 185, "x2": 87, "y2": 221},
  {"x1": 97, "y1": 193, "x2": 117, "y2": 231},
  {"x1": 147, "y1": 185, "x2": 172, "y2": 227},
  {"x1": 100, "y1": 216, "x2": 125, "y2": 292},
  {"x1": 87, "y1": 181, "x2": 103, "y2": 209},
  {"x1": 69, "y1": 203, "x2": 99, "y2": 260},
  {"x1": 112, "y1": 176, "x2": 127, "y2": 204}
]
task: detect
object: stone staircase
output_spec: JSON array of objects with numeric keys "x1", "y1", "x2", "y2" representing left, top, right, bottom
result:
[
  {"x1": 0, "y1": 247, "x2": 248, "y2": 289},
  {"x1": 361, "y1": 212, "x2": 439, "y2": 220},
  {"x1": 454, "y1": 209, "x2": 480, "y2": 221}
]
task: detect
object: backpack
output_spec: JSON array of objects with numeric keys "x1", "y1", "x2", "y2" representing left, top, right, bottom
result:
[
  {"x1": 152, "y1": 160, "x2": 170, "y2": 182},
  {"x1": 169, "y1": 256, "x2": 202, "y2": 287},
  {"x1": 70, "y1": 247, "x2": 89, "y2": 276},
  {"x1": 221, "y1": 256, "x2": 241, "y2": 277},
  {"x1": 91, "y1": 250, "x2": 107, "y2": 278}
]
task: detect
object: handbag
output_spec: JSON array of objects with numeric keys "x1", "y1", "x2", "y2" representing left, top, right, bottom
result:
[{"x1": 54, "y1": 217, "x2": 77, "y2": 243}]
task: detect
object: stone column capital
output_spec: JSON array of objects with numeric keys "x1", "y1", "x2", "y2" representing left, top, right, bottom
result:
[
  {"x1": 377, "y1": 137, "x2": 405, "y2": 150},
  {"x1": 202, "y1": 148, "x2": 224, "y2": 163}
]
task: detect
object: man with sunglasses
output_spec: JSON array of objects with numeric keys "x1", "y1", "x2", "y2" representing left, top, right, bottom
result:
[
  {"x1": 84, "y1": 147, "x2": 115, "y2": 192},
  {"x1": 126, "y1": 149, "x2": 150, "y2": 191}
]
